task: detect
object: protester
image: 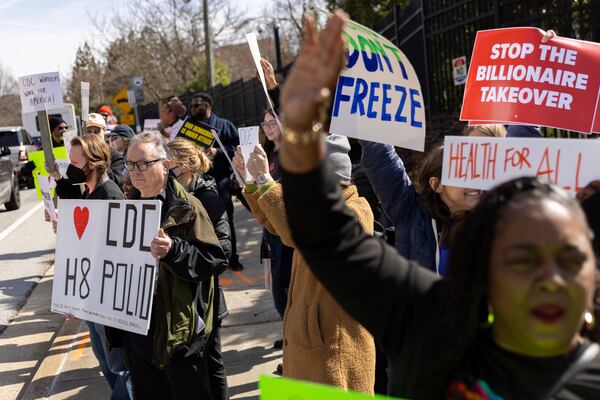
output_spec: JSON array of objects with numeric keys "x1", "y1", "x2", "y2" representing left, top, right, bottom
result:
[
  {"x1": 464, "y1": 124, "x2": 507, "y2": 137},
  {"x1": 122, "y1": 132, "x2": 228, "y2": 399},
  {"x1": 258, "y1": 109, "x2": 294, "y2": 325},
  {"x1": 359, "y1": 139, "x2": 480, "y2": 275},
  {"x1": 108, "y1": 124, "x2": 135, "y2": 156},
  {"x1": 190, "y1": 92, "x2": 244, "y2": 271},
  {"x1": 277, "y1": 11, "x2": 600, "y2": 399},
  {"x1": 166, "y1": 137, "x2": 231, "y2": 400},
  {"x1": 233, "y1": 137, "x2": 376, "y2": 393},
  {"x1": 98, "y1": 104, "x2": 119, "y2": 126},
  {"x1": 577, "y1": 180, "x2": 600, "y2": 255},
  {"x1": 158, "y1": 97, "x2": 186, "y2": 139},
  {"x1": 54, "y1": 133, "x2": 133, "y2": 400},
  {"x1": 49, "y1": 117, "x2": 68, "y2": 147}
]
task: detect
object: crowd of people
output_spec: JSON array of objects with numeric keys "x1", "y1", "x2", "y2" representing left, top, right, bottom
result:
[{"x1": 37, "y1": 9, "x2": 600, "y2": 400}]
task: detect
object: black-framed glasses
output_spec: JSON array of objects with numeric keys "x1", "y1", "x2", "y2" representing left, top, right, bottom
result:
[
  {"x1": 261, "y1": 121, "x2": 278, "y2": 130},
  {"x1": 58, "y1": 124, "x2": 68, "y2": 131},
  {"x1": 125, "y1": 159, "x2": 163, "y2": 172}
]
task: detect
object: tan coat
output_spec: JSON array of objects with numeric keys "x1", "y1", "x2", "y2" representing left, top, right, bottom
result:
[{"x1": 244, "y1": 183, "x2": 375, "y2": 394}]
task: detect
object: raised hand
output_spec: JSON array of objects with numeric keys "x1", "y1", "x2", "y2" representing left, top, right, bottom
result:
[
  {"x1": 280, "y1": 10, "x2": 347, "y2": 131},
  {"x1": 247, "y1": 145, "x2": 269, "y2": 181},
  {"x1": 233, "y1": 146, "x2": 248, "y2": 182},
  {"x1": 260, "y1": 58, "x2": 278, "y2": 91}
]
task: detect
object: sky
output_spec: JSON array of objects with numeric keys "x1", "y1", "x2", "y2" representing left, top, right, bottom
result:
[{"x1": 0, "y1": 0, "x2": 270, "y2": 80}]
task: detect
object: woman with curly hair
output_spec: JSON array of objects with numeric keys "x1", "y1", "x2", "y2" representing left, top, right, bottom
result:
[{"x1": 276, "y1": 11, "x2": 600, "y2": 399}]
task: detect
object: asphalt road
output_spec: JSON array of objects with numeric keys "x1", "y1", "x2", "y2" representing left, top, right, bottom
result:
[{"x1": 0, "y1": 188, "x2": 56, "y2": 334}]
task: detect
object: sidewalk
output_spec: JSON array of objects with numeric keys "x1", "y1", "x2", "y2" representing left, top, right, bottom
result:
[{"x1": 0, "y1": 201, "x2": 283, "y2": 400}]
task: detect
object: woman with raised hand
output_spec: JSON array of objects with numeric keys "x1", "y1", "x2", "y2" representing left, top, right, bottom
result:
[
  {"x1": 277, "y1": 10, "x2": 600, "y2": 399},
  {"x1": 233, "y1": 138, "x2": 376, "y2": 393}
]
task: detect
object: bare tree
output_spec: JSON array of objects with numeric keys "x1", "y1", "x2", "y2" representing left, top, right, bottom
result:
[{"x1": 0, "y1": 62, "x2": 17, "y2": 97}]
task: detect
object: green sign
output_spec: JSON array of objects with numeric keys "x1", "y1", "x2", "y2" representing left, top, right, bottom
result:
[
  {"x1": 259, "y1": 375, "x2": 403, "y2": 399},
  {"x1": 28, "y1": 147, "x2": 68, "y2": 200}
]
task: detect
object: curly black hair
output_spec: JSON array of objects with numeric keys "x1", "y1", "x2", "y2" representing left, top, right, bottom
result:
[{"x1": 419, "y1": 177, "x2": 599, "y2": 398}]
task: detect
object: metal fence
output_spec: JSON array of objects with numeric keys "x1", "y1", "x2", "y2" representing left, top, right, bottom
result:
[
  {"x1": 375, "y1": 0, "x2": 600, "y2": 137},
  {"x1": 138, "y1": 77, "x2": 269, "y2": 128}
]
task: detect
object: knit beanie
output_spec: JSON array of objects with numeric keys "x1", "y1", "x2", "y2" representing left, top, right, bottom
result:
[
  {"x1": 325, "y1": 134, "x2": 352, "y2": 187},
  {"x1": 49, "y1": 117, "x2": 66, "y2": 132}
]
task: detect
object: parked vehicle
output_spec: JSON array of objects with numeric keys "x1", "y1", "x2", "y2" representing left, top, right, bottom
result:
[
  {"x1": 0, "y1": 126, "x2": 37, "y2": 188},
  {"x1": 0, "y1": 150, "x2": 20, "y2": 211}
]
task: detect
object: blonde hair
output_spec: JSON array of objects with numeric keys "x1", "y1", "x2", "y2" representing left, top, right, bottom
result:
[
  {"x1": 463, "y1": 124, "x2": 507, "y2": 137},
  {"x1": 71, "y1": 134, "x2": 111, "y2": 177},
  {"x1": 167, "y1": 138, "x2": 212, "y2": 175}
]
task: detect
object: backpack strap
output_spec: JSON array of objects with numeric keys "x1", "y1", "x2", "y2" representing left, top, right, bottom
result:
[{"x1": 540, "y1": 342, "x2": 599, "y2": 400}]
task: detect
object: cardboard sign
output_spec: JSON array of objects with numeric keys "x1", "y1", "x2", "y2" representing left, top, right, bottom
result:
[
  {"x1": 328, "y1": 16, "x2": 426, "y2": 151},
  {"x1": 176, "y1": 118, "x2": 215, "y2": 146},
  {"x1": 37, "y1": 172, "x2": 56, "y2": 221},
  {"x1": 246, "y1": 33, "x2": 278, "y2": 117},
  {"x1": 259, "y1": 375, "x2": 401, "y2": 399},
  {"x1": 81, "y1": 82, "x2": 90, "y2": 122},
  {"x1": 238, "y1": 126, "x2": 260, "y2": 182},
  {"x1": 460, "y1": 27, "x2": 600, "y2": 134},
  {"x1": 18, "y1": 72, "x2": 64, "y2": 114},
  {"x1": 52, "y1": 199, "x2": 161, "y2": 335},
  {"x1": 63, "y1": 130, "x2": 78, "y2": 158},
  {"x1": 441, "y1": 136, "x2": 600, "y2": 197},
  {"x1": 453, "y1": 56, "x2": 468, "y2": 86},
  {"x1": 144, "y1": 119, "x2": 161, "y2": 132},
  {"x1": 28, "y1": 147, "x2": 68, "y2": 200}
]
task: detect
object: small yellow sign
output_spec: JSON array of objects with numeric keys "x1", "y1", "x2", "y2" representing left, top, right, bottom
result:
[
  {"x1": 120, "y1": 113, "x2": 135, "y2": 126},
  {"x1": 112, "y1": 86, "x2": 132, "y2": 114}
]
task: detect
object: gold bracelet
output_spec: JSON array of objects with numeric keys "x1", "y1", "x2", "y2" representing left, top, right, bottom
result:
[{"x1": 282, "y1": 121, "x2": 324, "y2": 145}]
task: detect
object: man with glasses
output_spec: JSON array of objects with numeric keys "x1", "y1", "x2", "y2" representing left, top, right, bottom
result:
[
  {"x1": 190, "y1": 92, "x2": 244, "y2": 271},
  {"x1": 49, "y1": 117, "x2": 68, "y2": 147},
  {"x1": 122, "y1": 132, "x2": 228, "y2": 399}
]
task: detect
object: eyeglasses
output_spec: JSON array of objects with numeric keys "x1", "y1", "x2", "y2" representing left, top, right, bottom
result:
[
  {"x1": 58, "y1": 125, "x2": 68, "y2": 131},
  {"x1": 86, "y1": 127, "x2": 102, "y2": 134},
  {"x1": 261, "y1": 121, "x2": 278, "y2": 130},
  {"x1": 125, "y1": 159, "x2": 163, "y2": 172}
]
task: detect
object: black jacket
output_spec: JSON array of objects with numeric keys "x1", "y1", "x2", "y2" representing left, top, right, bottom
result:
[
  {"x1": 55, "y1": 151, "x2": 125, "y2": 199},
  {"x1": 189, "y1": 174, "x2": 231, "y2": 320},
  {"x1": 281, "y1": 161, "x2": 600, "y2": 400}
]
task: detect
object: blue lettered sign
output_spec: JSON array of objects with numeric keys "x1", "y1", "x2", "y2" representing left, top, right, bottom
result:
[{"x1": 329, "y1": 16, "x2": 426, "y2": 151}]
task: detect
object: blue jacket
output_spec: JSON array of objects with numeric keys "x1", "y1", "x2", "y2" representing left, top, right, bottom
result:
[
  {"x1": 206, "y1": 113, "x2": 239, "y2": 180},
  {"x1": 360, "y1": 140, "x2": 438, "y2": 272}
]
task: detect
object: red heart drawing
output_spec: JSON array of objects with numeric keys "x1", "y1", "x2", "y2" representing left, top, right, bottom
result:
[{"x1": 73, "y1": 206, "x2": 89, "y2": 240}]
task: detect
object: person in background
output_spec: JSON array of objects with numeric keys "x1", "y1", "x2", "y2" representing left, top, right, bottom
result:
[
  {"x1": 277, "y1": 13, "x2": 600, "y2": 399},
  {"x1": 49, "y1": 117, "x2": 68, "y2": 147},
  {"x1": 158, "y1": 97, "x2": 187, "y2": 139},
  {"x1": 122, "y1": 132, "x2": 228, "y2": 399},
  {"x1": 464, "y1": 124, "x2": 507, "y2": 137},
  {"x1": 98, "y1": 104, "x2": 119, "y2": 126},
  {"x1": 108, "y1": 124, "x2": 135, "y2": 157},
  {"x1": 190, "y1": 92, "x2": 243, "y2": 271},
  {"x1": 166, "y1": 137, "x2": 231, "y2": 400},
  {"x1": 507, "y1": 125, "x2": 543, "y2": 138},
  {"x1": 234, "y1": 137, "x2": 376, "y2": 393}
]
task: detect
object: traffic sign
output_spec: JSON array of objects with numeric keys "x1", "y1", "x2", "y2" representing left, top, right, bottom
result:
[{"x1": 112, "y1": 86, "x2": 132, "y2": 114}]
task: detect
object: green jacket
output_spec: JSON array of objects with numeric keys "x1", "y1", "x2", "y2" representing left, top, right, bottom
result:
[{"x1": 152, "y1": 178, "x2": 228, "y2": 367}]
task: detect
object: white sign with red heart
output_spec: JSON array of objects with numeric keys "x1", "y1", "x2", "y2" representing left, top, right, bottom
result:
[{"x1": 52, "y1": 199, "x2": 161, "y2": 335}]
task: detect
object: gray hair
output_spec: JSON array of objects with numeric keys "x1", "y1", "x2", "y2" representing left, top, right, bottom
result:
[{"x1": 129, "y1": 132, "x2": 169, "y2": 160}]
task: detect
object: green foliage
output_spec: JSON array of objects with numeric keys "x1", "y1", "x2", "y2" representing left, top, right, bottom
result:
[{"x1": 326, "y1": 0, "x2": 411, "y2": 27}]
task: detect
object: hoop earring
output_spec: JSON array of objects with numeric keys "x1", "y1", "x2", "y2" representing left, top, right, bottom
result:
[
  {"x1": 585, "y1": 311, "x2": 595, "y2": 330},
  {"x1": 481, "y1": 303, "x2": 495, "y2": 329}
]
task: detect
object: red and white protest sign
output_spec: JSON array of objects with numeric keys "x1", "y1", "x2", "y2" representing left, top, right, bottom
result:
[
  {"x1": 460, "y1": 27, "x2": 600, "y2": 134},
  {"x1": 442, "y1": 136, "x2": 600, "y2": 197}
]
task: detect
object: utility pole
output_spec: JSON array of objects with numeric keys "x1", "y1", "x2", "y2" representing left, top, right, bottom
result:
[{"x1": 203, "y1": 0, "x2": 215, "y2": 88}]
